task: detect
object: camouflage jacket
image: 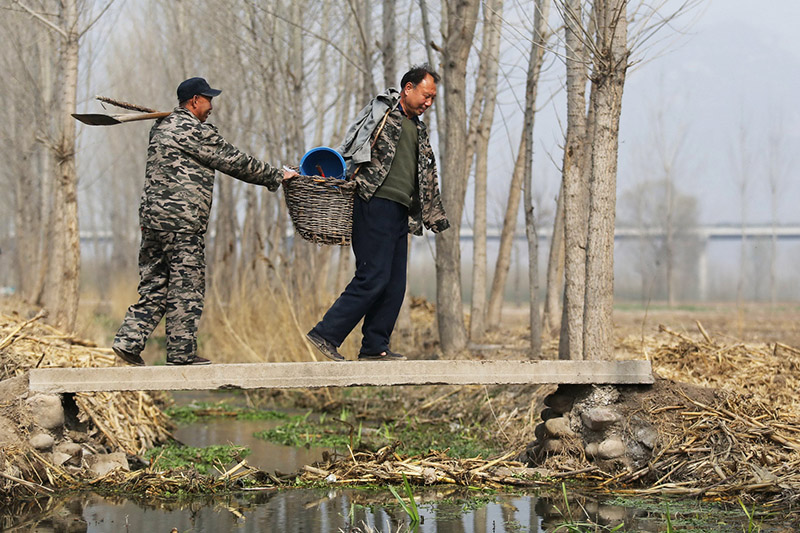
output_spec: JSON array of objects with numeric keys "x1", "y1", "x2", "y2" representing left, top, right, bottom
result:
[
  {"x1": 139, "y1": 106, "x2": 281, "y2": 234},
  {"x1": 338, "y1": 90, "x2": 450, "y2": 235}
]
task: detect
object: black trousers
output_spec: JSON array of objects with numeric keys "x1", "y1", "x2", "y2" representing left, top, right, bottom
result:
[{"x1": 312, "y1": 196, "x2": 409, "y2": 355}]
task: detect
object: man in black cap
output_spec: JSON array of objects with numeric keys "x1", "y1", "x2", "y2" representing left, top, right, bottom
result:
[{"x1": 112, "y1": 77, "x2": 296, "y2": 366}]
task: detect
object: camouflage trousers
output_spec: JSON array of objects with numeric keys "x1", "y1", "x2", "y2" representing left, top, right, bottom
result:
[{"x1": 113, "y1": 227, "x2": 205, "y2": 363}]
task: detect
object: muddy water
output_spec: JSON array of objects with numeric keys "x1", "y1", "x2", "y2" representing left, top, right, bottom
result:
[
  {"x1": 13, "y1": 489, "x2": 664, "y2": 532},
  {"x1": 0, "y1": 392, "x2": 763, "y2": 531}
]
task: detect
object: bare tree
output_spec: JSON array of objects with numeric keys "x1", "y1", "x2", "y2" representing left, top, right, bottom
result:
[
  {"x1": 582, "y1": 0, "x2": 629, "y2": 360},
  {"x1": 435, "y1": 0, "x2": 481, "y2": 355},
  {"x1": 556, "y1": 0, "x2": 591, "y2": 360},
  {"x1": 542, "y1": 183, "x2": 565, "y2": 336},
  {"x1": 522, "y1": 0, "x2": 552, "y2": 356},
  {"x1": 733, "y1": 115, "x2": 752, "y2": 307},
  {"x1": 468, "y1": 0, "x2": 503, "y2": 341},
  {"x1": 619, "y1": 179, "x2": 700, "y2": 303},
  {"x1": 486, "y1": 1, "x2": 552, "y2": 333},
  {"x1": 766, "y1": 113, "x2": 789, "y2": 307},
  {"x1": 10, "y1": 0, "x2": 115, "y2": 330},
  {"x1": 381, "y1": 0, "x2": 397, "y2": 88}
]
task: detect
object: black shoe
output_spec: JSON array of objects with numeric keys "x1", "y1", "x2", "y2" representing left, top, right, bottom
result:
[
  {"x1": 306, "y1": 331, "x2": 345, "y2": 361},
  {"x1": 358, "y1": 349, "x2": 407, "y2": 361},
  {"x1": 113, "y1": 346, "x2": 145, "y2": 366},
  {"x1": 166, "y1": 356, "x2": 212, "y2": 366}
]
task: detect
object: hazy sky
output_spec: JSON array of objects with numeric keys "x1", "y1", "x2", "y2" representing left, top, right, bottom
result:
[
  {"x1": 479, "y1": 0, "x2": 800, "y2": 229},
  {"x1": 615, "y1": 0, "x2": 800, "y2": 225}
]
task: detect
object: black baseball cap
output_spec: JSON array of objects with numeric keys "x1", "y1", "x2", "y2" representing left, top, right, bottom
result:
[{"x1": 177, "y1": 77, "x2": 222, "y2": 102}]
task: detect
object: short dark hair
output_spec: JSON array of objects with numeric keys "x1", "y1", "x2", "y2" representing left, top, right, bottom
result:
[{"x1": 400, "y1": 64, "x2": 440, "y2": 89}]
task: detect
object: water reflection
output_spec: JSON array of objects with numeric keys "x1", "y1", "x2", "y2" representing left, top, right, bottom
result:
[
  {"x1": 2, "y1": 489, "x2": 666, "y2": 532},
  {"x1": 173, "y1": 418, "x2": 323, "y2": 474}
]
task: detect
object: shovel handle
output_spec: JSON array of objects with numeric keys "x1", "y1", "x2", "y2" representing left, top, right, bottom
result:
[{"x1": 115, "y1": 111, "x2": 171, "y2": 123}]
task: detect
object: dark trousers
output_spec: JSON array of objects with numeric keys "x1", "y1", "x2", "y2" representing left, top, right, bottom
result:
[
  {"x1": 312, "y1": 196, "x2": 409, "y2": 354},
  {"x1": 114, "y1": 227, "x2": 205, "y2": 363}
]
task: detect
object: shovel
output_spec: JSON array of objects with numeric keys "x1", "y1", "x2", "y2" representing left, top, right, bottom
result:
[{"x1": 71, "y1": 111, "x2": 170, "y2": 126}]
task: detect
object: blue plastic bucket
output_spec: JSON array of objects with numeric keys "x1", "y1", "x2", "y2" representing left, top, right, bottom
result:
[{"x1": 299, "y1": 147, "x2": 347, "y2": 179}]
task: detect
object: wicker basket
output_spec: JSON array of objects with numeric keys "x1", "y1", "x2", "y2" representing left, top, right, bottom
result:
[{"x1": 282, "y1": 175, "x2": 357, "y2": 246}]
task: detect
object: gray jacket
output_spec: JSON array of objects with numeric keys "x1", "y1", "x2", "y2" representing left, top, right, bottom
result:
[{"x1": 336, "y1": 88, "x2": 400, "y2": 169}]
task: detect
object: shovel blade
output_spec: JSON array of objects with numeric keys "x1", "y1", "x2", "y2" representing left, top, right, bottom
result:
[
  {"x1": 71, "y1": 113, "x2": 122, "y2": 126},
  {"x1": 72, "y1": 111, "x2": 170, "y2": 126}
]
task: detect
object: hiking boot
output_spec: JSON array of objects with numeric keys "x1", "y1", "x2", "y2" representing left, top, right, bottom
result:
[
  {"x1": 166, "y1": 356, "x2": 212, "y2": 366},
  {"x1": 358, "y1": 349, "x2": 407, "y2": 361},
  {"x1": 113, "y1": 346, "x2": 145, "y2": 366},
  {"x1": 306, "y1": 330, "x2": 345, "y2": 361}
]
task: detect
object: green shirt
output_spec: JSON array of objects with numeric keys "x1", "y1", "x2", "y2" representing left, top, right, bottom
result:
[{"x1": 373, "y1": 115, "x2": 418, "y2": 208}]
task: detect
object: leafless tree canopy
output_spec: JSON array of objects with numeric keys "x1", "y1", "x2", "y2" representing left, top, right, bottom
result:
[{"x1": 0, "y1": 0, "x2": 708, "y2": 360}]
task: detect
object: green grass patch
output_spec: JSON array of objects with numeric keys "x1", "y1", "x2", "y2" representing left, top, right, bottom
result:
[
  {"x1": 165, "y1": 402, "x2": 289, "y2": 424},
  {"x1": 144, "y1": 443, "x2": 250, "y2": 475},
  {"x1": 254, "y1": 411, "x2": 500, "y2": 458}
]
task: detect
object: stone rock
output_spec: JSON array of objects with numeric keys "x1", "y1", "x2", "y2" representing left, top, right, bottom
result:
[
  {"x1": 586, "y1": 385, "x2": 620, "y2": 406},
  {"x1": 26, "y1": 394, "x2": 64, "y2": 430},
  {"x1": 53, "y1": 452, "x2": 73, "y2": 467},
  {"x1": 84, "y1": 453, "x2": 129, "y2": 478},
  {"x1": 597, "y1": 438, "x2": 626, "y2": 460},
  {"x1": 544, "y1": 393, "x2": 574, "y2": 414},
  {"x1": 581, "y1": 407, "x2": 621, "y2": 431},
  {"x1": 635, "y1": 426, "x2": 659, "y2": 449},
  {"x1": 541, "y1": 439, "x2": 564, "y2": 454},
  {"x1": 55, "y1": 442, "x2": 83, "y2": 457},
  {"x1": 545, "y1": 417, "x2": 575, "y2": 438},
  {"x1": 55, "y1": 442, "x2": 83, "y2": 466},
  {"x1": 585, "y1": 442, "x2": 599, "y2": 458},
  {"x1": 0, "y1": 375, "x2": 28, "y2": 400},
  {"x1": 66, "y1": 430, "x2": 89, "y2": 443},
  {"x1": 540, "y1": 408, "x2": 558, "y2": 421},
  {"x1": 29, "y1": 432, "x2": 55, "y2": 450},
  {"x1": 534, "y1": 422, "x2": 547, "y2": 441}
]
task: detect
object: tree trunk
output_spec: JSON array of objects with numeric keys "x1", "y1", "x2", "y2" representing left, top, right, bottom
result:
[
  {"x1": 381, "y1": 0, "x2": 396, "y2": 88},
  {"x1": 468, "y1": 0, "x2": 503, "y2": 341},
  {"x1": 211, "y1": 177, "x2": 238, "y2": 300},
  {"x1": 542, "y1": 182, "x2": 565, "y2": 336},
  {"x1": 559, "y1": 0, "x2": 591, "y2": 360},
  {"x1": 583, "y1": 0, "x2": 628, "y2": 360},
  {"x1": 487, "y1": 138, "x2": 526, "y2": 329},
  {"x1": 417, "y1": 0, "x2": 443, "y2": 135},
  {"x1": 435, "y1": 0, "x2": 481, "y2": 356},
  {"x1": 522, "y1": 0, "x2": 551, "y2": 357},
  {"x1": 51, "y1": 0, "x2": 81, "y2": 331}
]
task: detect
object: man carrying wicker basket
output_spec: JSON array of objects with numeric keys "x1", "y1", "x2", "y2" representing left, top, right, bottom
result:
[
  {"x1": 307, "y1": 65, "x2": 450, "y2": 362},
  {"x1": 112, "y1": 77, "x2": 297, "y2": 367}
]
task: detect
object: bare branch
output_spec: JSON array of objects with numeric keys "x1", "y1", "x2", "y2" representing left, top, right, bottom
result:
[
  {"x1": 11, "y1": 0, "x2": 67, "y2": 38},
  {"x1": 79, "y1": 0, "x2": 117, "y2": 38},
  {"x1": 247, "y1": 1, "x2": 369, "y2": 77}
]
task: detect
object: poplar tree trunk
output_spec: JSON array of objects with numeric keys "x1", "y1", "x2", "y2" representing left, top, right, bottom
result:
[
  {"x1": 487, "y1": 0, "x2": 549, "y2": 332},
  {"x1": 522, "y1": 0, "x2": 551, "y2": 357},
  {"x1": 468, "y1": 0, "x2": 503, "y2": 341},
  {"x1": 381, "y1": 0, "x2": 396, "y2": 88},
  {"x1": 559, "y1": 0, "x2": 591, "y2": 360},
  {"x1": 487, "y1": 138, "x2": 525, "y2": 329},
  {"x1": 542, "y1": 183, "x2": 565, "y2": 336},
  {"x1": 51, "y1": 0, "x2": 81, "y2": 331},
  {"x1": 583, "y1": 0, "x2": 628, "y2": 360},
  {"x1": 435, "y1": 0, "x2": 481, "y2": 356}
]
